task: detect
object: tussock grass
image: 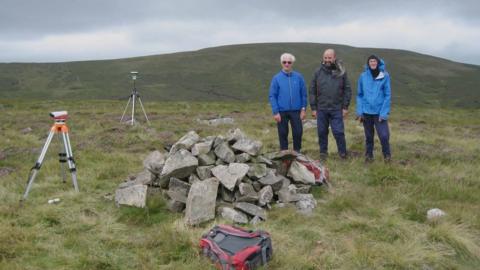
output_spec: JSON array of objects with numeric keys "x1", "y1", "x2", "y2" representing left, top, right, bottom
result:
[{"x1": 0, "y1": 99, "x2": 479, "y2": 269}]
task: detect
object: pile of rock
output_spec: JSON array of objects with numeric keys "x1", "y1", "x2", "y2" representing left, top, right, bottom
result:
[{"x1": 115, "y1": 129, "x2": 329, "y2": 226}]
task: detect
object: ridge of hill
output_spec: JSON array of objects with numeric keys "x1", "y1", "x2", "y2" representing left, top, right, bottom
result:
[{"x1": 1, "y1": 43, "x2": 479, "y2": 107}]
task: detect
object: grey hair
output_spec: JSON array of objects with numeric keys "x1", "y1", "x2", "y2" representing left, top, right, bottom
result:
[{"x1": 280, "y1": 53, "x2": 296, "y2": 63}]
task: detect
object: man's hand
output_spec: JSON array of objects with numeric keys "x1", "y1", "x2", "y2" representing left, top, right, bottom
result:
[
  {"x1": 273, "y1": 113, "x2": 281, "y2": 123},
  {"x1": 342, "y1": 109, "x2": 348, "y2": 119},
  {"x1": 379, "y1": 117, "x2": 385, "y2": 122},
  {"x1": 300, "y1": 110, "x2": 306, "y2": 120},
  {"x1": 311, "y1": 110, "x2": 317, "y2": 119},
  {"x1": 355, "y1": 116, "x2": 364, "y2": 123}
]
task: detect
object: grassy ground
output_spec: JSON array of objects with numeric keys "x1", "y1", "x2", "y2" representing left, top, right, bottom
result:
[{"x1": 0, "y1": 99, "x2": 479, "y2": 269}]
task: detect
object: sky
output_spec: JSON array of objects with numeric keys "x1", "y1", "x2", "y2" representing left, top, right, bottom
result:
[{"x1": 1, "y1": 0, "x2": 479, "y2": 64}]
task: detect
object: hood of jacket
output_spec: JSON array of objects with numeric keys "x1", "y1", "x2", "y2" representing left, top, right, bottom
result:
[
  {"x1": 364, "y1": 58, "x2": 386, "y2": 79},
  {"x1": 321, "y1": 59, "x2": 346, "y2": 77}
]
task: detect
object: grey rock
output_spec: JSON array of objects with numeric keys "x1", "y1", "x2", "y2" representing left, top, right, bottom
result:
[
  {"x1": 220, "y1": 185, "x2": 235, "y2": 202},
  {"x1": 115, "y1": 184, "x2": 148, "y2": 208},
  {"x1": 143, "y1": 150, "x2": 166, "y2": 175},
  {"x1": 236, "y1": 183, "x2": 259, "y2": 203},
  {"x1": 167, "y1": 200, "x2": 185, "y2": 213},
  {"x1": 225, "y1": 128, "x2": 246, "y2": 144},
  {"x1": 277, "y1": 184, "x2": 301, "y2": 203},
  {"x1": 185, "y1": 177, "x2": 220, "y2": 226},
  {"x1": 169, "y1": 131, "x2": 201, "y2": 154},
  {"x1": 21, "y1": 127, "x2": 33, "y2": 134},
  {"x1": 252, "y1": 155, "x2": 273, "y2": 166},
  {"x1": 219, "y1": 207, "x2": 249, "y2": 224},
  {"x1": 270, "y1": 160, "x2": 290, "y2": 176},
  {"x1": 131, "y1": 170, "x2": 154, "y2": 185},
  {"x1": 247, "y1": 163, "x2": 268, "y2": 180},
  {"x1": 296, "y1": 194, "x2": 317, "y2": 215},
  {"x1": 250, "y1": 215, "x2": 263, "y2": 225},
  {"x1": 197, "y1": 117, "x2": 235, "y2": 126},
  {"x1": 266, "y1": 150, "x2": 298, "y2": 160},
  {"x1": 295, "y1": 184, "x2": 312, "y2": 194},
  {"x1": 427, "y1": 208, "x2": 446, "y2": 221},
  {"x1": 258, "y1": 186, "x2": 273, "y2": 206},
  {"x1": 191, "y1": 141, "x2": 213, "y2": 156},
  {"x1": 196, "y1": 165, "x2": 214, "y2": 180},
  {"x1": 287, "y1": 160, "x2": 315, "y2": 184},
  {"x1": 188, "y1": 174, "x2": 201, "y2": 184},
  {"x1": 214, "y1": 142, "x2": 235, "y2": 163},
  {"x1": 235, "y1": 153, "x2": 251, "y2": 163},
  {"x1": 211, "y1": 163, "x2": 250, "y2": 191},
  {"x1": 252, "y1": 181, "x2": 263, "y2": 192},
  {"x1": 232, "y1": 138, "x2": 263, "y2": 156},
  {"x1": 213, "y1": 135, "x2": 225, "y2": 148},
  {"x1": 215, "y1": 158, "x2": 226, "y2": 165},
  {"x1": 160, "y1": 149, "x2": 198, "y2": 180},
  {"x1": 234, "y1": 202, "x2": 267, "y2": 220},
  {"x1": 198, "y1": 152, "x2": 216, "y2": 166},
  {"x1": 167, "y1": 177, "x2": 191, "y2": 203},
  {"x1": 258, "y1": 171, "x2": 283, "y2": 192}
]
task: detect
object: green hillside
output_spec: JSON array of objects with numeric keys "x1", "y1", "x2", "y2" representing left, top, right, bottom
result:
[{"x1": 1, "y1": 43, "x2": 479, "y2": 107}]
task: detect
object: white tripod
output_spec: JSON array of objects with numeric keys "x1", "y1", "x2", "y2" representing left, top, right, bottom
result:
[
  {"x1": 23, "y1": 111, "x2": 79, "y2": 200},
  {"x1": 120, "y1": 71, "x2": 150, "y2": 125}
]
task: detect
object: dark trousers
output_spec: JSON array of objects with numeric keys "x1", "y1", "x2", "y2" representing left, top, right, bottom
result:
[
  {"x1": 316, "y1": 110, "x2": 347, "y2": 155},
  {"x1": 362, "y1": 114, "x2": 391, "y2": 158},
  {"x1": 277, "y1": 110, "x2": 303, "y2": 152}
]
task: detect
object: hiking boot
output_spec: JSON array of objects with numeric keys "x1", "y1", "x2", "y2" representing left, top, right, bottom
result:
[
  {"x1": 319, "y1": 152, "x2": 328, "y2": 161},
  {"x1": 365, "y1": 156, "x2": 374, "y2": 163},
  {"x1": 384, "y1": 155, "x2": 392, "y2": 164},
  {"x1": 339, "y1": 152, "x2": 348, "y2": 160}
]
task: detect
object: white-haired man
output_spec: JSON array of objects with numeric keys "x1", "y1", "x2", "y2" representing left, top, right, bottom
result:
[{"x1": 269, "y1": 53, "x2": 308, "y2": 153}]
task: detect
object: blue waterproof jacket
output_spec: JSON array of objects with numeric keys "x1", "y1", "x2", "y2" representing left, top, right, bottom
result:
[
  {"x1": 356, "y1": 59, "x2": 391, "y2": 119},
  {"x1": 269, "y1": 70, "x2": 308, "y2": 115}
]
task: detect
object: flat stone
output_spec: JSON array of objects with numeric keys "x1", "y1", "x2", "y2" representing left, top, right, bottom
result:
[
  {"x1": 220, "y1": 185, "x2": 235, "y2": 202},
  {"x1": 197, "y1": 117, "x2": 234, "y2": 126},
  {"x1": 287, "y1": 160, "x2": 315, "y2": 184},
  {"x1": 236, "y1": 183, "x2": 259, "y2": 203},
  {"x1": 277, "y1": 184, "x2": 301, "y2": 203},
  {"x1": 211, "y1": 163, "x2": 250, "y2": 191},
  {"x1": 131, "y1": 170, "x2": 153, "y2": 185},
  {"x1": 213, "y1": 135, "x2": 225, "y2": 148},
  {"x1": 250, "y1": 215, "x2": 263, "y2": 225},
  {"x1": 225, "y1": 128, "x2": 246, "y2": 144},
  {"x1": 234, "y1": 202, "x2": 267, "y2": 220},
  {"x1": 232, "y1": 138, "x2": 263, "y2": 156},
  {"x1": 167, "y1": 177, "x2": 191, "y2": 203},
  {"x1": 295, "y1": 184, "x2": 312, "y2": 194},
  {"x1": 258, "y1": 171, "x2": 283, "y2": 192},
  {"x1": 266, "y1": 150, "x2": 298, "y2": 160},
  {"x1": 252, "y1": 155, "x2": 273, "y2": 166},
  {"x1": 191, "y1": 141, "x2": 213, "y2": 156},
  {"x1": 247, "y1": 163, "x2": 267, "y2": 180},
  {"x1": 115, "y1": 184, "x2": 148, "y2": 208},
  {"x1": 258, "y1": 185, "x2": 273, "y2": 206},
  {"x1": 160, "y1": 149, "x2": 198, "y2": 180},
  {"x1": 235, "y1": 153, "x2": 251, "y2": 163},
  {"x1": 185, "y1": 177, "x2": 220, "y2": 226},
  {"x1": 143, "y1": 150, "x2": 166, "y2": 175},
  {"x1": 198, "y1": 152, "x2": 216, "y2": 166},
  {"x1": 196, "y1": 165, "x2": 214, "y2": 180},
  {"x1": 214, "y1": 142, "x2": 235, "y2": 163},
  {"x1": 219, "y1": 207, "x2": 249, "y2": 224},
  {"x1": 169, "y1": 131, "x2": 201, "y2": 154},
  {"x1": 188, "y1": 174, "x2": 201, "y2": 184}
]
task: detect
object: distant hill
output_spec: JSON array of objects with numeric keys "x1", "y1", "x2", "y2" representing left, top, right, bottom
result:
[{"x1": 0, "y1": 43, "x2": 479, "y2": 107}]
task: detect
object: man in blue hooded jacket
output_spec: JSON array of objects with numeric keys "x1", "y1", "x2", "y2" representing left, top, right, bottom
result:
[
  {"x1": 269, "y1": 53, "x2": 308, "y2": 153},
  {"x1": 356, "y1": 55, "x2": 392, "y2": 162}
]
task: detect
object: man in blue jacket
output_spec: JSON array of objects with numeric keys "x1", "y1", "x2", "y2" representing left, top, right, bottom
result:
[
  {"x1": 269, "y1": 53, "x2": 308, "y2": 153},
  {"x1": 356, "y1": 55, "x2": 392, "y2": 162}
]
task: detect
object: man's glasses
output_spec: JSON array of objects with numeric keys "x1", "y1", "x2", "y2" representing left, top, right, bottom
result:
[{"x1": 282, "y1": 61, "x2": 292, "y2": 65}]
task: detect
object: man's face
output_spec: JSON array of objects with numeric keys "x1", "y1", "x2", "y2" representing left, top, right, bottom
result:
[
  {"x1": 323, "y1": 51, "x2": 336, "y2": 66},
  {"x1": 281, "y1": 58, "x2": 293, "y2": 72},
  {"x1": 368, "y1": 59, "x2": 378, "y2": 70}
]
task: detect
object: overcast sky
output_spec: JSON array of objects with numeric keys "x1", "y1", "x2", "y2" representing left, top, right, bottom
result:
[{"x1": 1, "y1": 0, "x2": 479, "y2": 64}]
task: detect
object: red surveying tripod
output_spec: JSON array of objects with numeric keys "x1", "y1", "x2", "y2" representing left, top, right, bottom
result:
[{"x1": 23, "y1": 111, "x2": 79, "y2": 200}]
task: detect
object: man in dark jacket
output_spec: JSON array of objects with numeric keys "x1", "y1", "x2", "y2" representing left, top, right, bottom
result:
[
  {"x1": 269, "y1": 53, "x2": 308, "y2": 153},
  {"x1": 309, "y1": 49, "x2": 352, "y2": 159}
]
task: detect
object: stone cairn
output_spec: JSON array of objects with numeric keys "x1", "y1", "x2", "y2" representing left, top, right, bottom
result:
[{"x1": 115, "y1": 129, "x2": 329, "y2": 226}]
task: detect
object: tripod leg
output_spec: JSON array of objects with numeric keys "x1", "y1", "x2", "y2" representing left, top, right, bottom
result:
[
  {"x1": 62, "y1": 132, "x2": 79, "y2": 192},
  {"x1": 23, "y1": 130, "x2": 55, "y2": 199},
  {"x1": 58, "y1": 135, "x2": 67, "y2": 183},
  {"x1": 120, "y1": 96, "x2": 132, "y2": 122},
  {"x1": 137, "y1": 97, "x2": 151, "y2": 125},
  {"x1": 131, "y1": 94, "x2": 136, "y2": 125}
]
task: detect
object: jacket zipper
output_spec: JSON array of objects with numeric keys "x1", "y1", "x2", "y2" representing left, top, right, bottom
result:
[{"x1": 288, "y1": 74, "x2": 293, "y2": 109}]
